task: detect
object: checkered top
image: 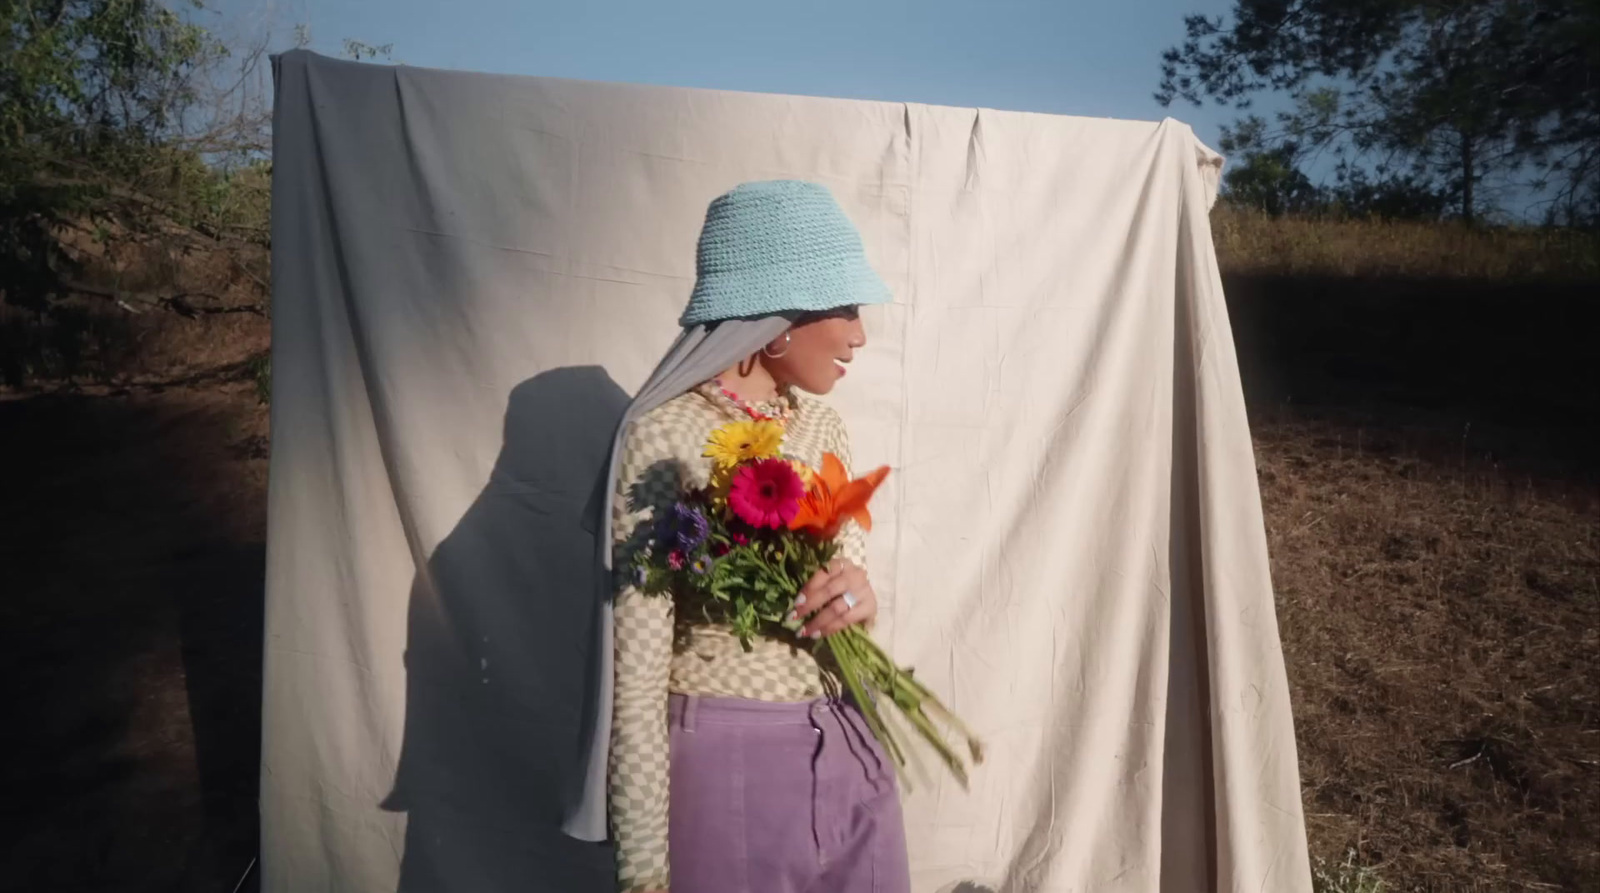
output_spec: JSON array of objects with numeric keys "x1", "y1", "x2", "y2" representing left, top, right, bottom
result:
[{"x1": 607, "y1": 382, "x2": 868, "y2": 892}]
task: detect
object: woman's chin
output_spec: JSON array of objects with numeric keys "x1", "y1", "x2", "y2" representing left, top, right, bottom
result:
[{"x1": 792, "y1": 376, "x2": 836, "y2": 396}]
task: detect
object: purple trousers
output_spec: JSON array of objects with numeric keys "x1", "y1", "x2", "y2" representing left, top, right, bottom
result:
[{"x1": 667, "y1": 693, "x2": 911, "y2": 893}]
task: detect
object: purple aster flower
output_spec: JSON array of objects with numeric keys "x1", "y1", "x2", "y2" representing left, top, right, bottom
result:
[
  {"x1": 690, "y1": 556, "x2": 712, "y2": 575},
  {"x1": 656, "y1": 502, "x2": 710, "y2": 553}
]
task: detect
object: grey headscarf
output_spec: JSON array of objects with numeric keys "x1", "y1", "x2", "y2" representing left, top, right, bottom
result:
[{"x1": 562, "y1": 314, "x2": 795, "y2": 841}]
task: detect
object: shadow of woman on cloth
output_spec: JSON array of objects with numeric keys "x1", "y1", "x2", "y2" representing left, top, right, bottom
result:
[{"x1": 381, "y1": 366, "x2": 627, "y2": 892}]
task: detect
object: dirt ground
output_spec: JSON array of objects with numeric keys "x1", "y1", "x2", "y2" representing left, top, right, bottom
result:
[
  {"x1": 0, "y1": 372, "x2": 269, "y2": 893},
  {"x1": 1, "y1": 274, "x2": 1596, "y2": 891},
  {"x1": 1257, "y1": 409, "x2": 1599, "y2": 890}
]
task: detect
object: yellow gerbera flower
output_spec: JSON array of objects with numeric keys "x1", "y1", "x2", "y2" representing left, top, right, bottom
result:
[
  {"x1": 703, "y1": 420, "x2": 784, "y2": 468},
  {"x1": 707, "y1": 463, "x2": 734, "y2": 510}
]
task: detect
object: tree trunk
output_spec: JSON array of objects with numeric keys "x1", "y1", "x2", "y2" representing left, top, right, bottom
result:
[{"x1": 1460, "y1": 133, "x2": 1476, "y2": 225}]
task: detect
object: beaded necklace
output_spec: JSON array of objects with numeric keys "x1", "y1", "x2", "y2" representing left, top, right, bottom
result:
[{"x1": 709, "y1": 377, "x2": 794, "y2": 425}]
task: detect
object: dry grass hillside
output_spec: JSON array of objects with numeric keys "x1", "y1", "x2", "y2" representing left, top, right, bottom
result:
[
  {"x1": 0, "y1": 207, "x2": 1595, "y2": 892},
  {"x1": 1215, "y1": 207, "x2": 1600, "y2": 891}
]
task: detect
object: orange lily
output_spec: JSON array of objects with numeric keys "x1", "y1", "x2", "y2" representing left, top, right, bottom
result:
[{"x1": 788, "y1": 453, "x2": 890, "y2": 540}]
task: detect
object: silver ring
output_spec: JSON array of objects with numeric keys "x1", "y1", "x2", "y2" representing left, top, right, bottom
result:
[{"x1": 841, "y1": 591, "x2": 859, "y2": 610}]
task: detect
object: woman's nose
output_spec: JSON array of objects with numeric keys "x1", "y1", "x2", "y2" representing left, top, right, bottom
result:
[{"x1": 847, "y1": 318, "x2": 867, "y2": 349}]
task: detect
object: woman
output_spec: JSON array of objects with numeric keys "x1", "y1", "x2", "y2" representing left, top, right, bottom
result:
[{"x1": 607, "y1": 180, "x2": 909, "y2": 893}]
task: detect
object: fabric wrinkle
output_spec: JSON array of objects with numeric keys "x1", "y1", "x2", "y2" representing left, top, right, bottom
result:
[{"x1": 807, "y1": 700, "x2": 829, "y2": 866}]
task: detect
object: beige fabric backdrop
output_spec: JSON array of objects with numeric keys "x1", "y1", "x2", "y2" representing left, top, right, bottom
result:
[{"x1": 264, "y1": 49, "x2": 1311, "y2": 892}]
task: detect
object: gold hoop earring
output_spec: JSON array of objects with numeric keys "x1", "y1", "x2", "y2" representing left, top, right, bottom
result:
[{"x1": 762, "y1": 331, "x2": 792, "y2": 359}]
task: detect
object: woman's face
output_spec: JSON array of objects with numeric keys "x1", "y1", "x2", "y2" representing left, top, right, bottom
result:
[{"x1": 762, "y1": 306, "x2": 866, "y2": 395}]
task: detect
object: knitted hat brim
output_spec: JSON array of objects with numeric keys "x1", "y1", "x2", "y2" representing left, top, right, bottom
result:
[{"x1": 679, "y1": 254, "x2": 893, "y2": 327}]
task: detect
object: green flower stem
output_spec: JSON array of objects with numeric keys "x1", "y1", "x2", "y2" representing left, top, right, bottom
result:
[{"x1": 818, "y1": 625, "x2": 982, "y2": 789}]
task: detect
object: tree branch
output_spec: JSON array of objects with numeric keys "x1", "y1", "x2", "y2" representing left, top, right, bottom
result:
[{"x1": 59, "y1": 280, "x2": 264, "y2": 318}]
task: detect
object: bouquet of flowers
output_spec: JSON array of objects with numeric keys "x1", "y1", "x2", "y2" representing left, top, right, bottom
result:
[{"x1": 627, "y1": 419, "x2": 983, "y2": 786}]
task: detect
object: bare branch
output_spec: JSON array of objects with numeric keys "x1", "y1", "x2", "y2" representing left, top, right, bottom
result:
[{"x1": 60, "y1": 280, "x2": 264, "y2": 318}]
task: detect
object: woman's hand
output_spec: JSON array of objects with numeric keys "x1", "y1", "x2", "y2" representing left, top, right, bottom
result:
[{"x1": 791, "y1": 557, "x2": 876, "y2": 638}]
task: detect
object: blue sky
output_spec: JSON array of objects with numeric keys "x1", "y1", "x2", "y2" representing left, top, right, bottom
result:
[{"x1": 233, "y1": 0, "x2": 1249, "y2": 149}]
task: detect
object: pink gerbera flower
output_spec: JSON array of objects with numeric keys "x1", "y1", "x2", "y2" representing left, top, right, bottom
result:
[{"x1": 727, "y1": 459, "x2": 805, "y2": 529}]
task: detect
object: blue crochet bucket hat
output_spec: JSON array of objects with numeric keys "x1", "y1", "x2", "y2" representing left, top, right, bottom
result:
[{"x1": 680, "y1": 180, "x2": 893, "y2": 327}]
